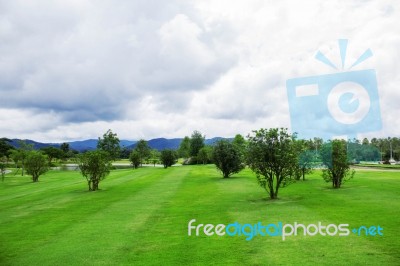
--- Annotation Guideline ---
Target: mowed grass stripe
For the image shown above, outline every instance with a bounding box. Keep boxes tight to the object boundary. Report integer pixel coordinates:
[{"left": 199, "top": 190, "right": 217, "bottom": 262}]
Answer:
[
  {"left": 2, "top": 167, "right": 190, "bottom": 266},
  {"left": 1, "top": 166, "right": 399, "bottom": 265},
  {"left": 0, "top": 169, "right": 152, "bottom": 227},
  {"left": 122, "top": 166, "right": 250, "bottom": 265},
  {"left": 233, "top": 170, "right": 400, "bottom": 265},
  {"left": 0, "top": 168, "right": 173, "bottom": 264}
]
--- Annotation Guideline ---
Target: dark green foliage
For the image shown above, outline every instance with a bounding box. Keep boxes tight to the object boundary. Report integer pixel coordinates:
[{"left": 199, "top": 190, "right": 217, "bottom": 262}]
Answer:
[
  {"left": 160, "top": 149, "right": 177, "bottom": 168},
  {"left": 135, "top": 139, "right": 151, "bottom": 166},
  {"left": 41, "top": 146, "right": 63, "bottom": 166},
  {"left": 320, "top": 140, "right": 355, "bottom": 188},
  {"left": 0, "top": 156, "right": 6, "bottom": 182},
  {"left": 347, "top": 140, "right": 380, "bottom": 163},
  {"left": 60, "top": 142, "right": 70, "bottom": 153},
  {"left": 120, "top": 147, "right": 131, "bottom": 159},
  {"left": 297, "top": 149, "right": 316, "bottom": 180},
  {"left": 129, "top": 150, "right": 141, "bottom": 169},
  {"left": 178, "top": 136, "right": 191, "bottom": 159},
  {"left": 294, "top": 140, "right": 317, "bottom": 181},
  {"left": 247, "top": 128, "right": 298, "bottom": 199},
  {"left": 0, "top": 138, "right": 13, "bottom": 182},
  {"left": 213, "top": 140, "right": 244, "bottom": 178},
  {"left": 189, "top": 130, "right": 205, "bottom": 157},
  {"left": 197, "top": 146, "right": 213, "bottom": 164},
  {"left": 25, "top": 151, "right": 49, "bottom": 182},
  {"left": 97, "top": 129, "right": 121, "bottom": 161},
  {"left": 0, "top": 138, "right": 14, "bottom": 159},
  {"left": 232, "top": 134, "right": 247, "bottom": 160},
  {"left": 9, "top": 140, "right": 34, "bottom": 176},
  {"left": 370, "top": 137, "right": 400, "bottom": 161},
  {"left": 60, "top": 142, "right": 71, "bottom": 160},
  {"left": 78, "top": 150, "right": 111, "bottom": 191}
]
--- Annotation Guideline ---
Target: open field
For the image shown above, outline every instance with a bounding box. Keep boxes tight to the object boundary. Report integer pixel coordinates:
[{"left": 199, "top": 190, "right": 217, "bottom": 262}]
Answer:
[{"left": 0, "top": 166, "right": 399, "bottom": 265}]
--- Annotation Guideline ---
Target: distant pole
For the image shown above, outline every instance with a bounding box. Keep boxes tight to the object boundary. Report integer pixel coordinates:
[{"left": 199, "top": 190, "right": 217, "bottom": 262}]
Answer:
[{"left": 390, "top": 140, "right": 393, "bottom": 161}]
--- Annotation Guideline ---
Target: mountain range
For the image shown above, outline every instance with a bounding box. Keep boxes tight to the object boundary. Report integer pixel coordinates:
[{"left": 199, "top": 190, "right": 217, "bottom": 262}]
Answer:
[{"left": 8, "top": 137, "right": 228, "bottom": 152}]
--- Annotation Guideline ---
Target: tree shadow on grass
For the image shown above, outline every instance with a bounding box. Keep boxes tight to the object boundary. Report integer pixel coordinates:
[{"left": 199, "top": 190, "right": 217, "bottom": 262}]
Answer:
[
  {"left": 68, "top": 188, "right": 107, "bottom": 194},
  {"left": 211, "top": 174, "right": 249, "bottom": 182},
  {"left": 248, "top": 196, "right": 303, "bottom": 205}
]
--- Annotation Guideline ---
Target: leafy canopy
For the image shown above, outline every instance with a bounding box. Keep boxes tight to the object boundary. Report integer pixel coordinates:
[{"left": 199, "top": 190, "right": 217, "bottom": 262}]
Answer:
[
  {"left": 213, "top": 139, "right": 244, "bottom": 178},
  {"left": 247, "top": 128, "right": 298, "bottom": 199},
  {"left": 78, "top": 150, "right": 111, "bottom": 191}
]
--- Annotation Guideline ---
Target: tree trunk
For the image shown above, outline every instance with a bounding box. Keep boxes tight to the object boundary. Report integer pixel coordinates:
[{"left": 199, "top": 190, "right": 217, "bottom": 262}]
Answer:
[
  {"left": 269, "top": 190, "right": 278, "bottom": 199},
  {"left": 268, "top": 177, "right": 275, "bottom": 199},
  {"left": 223, "top": 171, "right": 229, "bottom": 178},
  {"left": 92, "top": 179, "right": 99, "bottom": 191},
  {"left": 332, "top": 176, "right": 341, "bottom": 188}
]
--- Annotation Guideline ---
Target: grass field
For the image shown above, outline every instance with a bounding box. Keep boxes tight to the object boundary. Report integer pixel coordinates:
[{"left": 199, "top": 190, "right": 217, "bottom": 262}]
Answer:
[{"left": 1, "top": 166, "right": 399, "bottom": 265}]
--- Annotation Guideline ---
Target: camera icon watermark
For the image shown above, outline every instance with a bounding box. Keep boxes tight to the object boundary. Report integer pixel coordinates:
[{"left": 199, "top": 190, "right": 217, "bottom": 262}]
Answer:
[{"left": 286, "top": 39, "right": 382, "bottom": 140}]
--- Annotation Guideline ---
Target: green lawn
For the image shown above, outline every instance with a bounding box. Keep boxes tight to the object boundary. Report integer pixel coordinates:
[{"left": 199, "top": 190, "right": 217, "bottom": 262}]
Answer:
[{"left": 0, "top": 166, "right": 399, "bottom": 265}]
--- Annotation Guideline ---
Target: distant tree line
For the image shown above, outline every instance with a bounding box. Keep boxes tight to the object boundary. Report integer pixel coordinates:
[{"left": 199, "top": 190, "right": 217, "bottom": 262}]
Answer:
[{"left": 1, "top": 132, "right": 398, "bottom": 196}]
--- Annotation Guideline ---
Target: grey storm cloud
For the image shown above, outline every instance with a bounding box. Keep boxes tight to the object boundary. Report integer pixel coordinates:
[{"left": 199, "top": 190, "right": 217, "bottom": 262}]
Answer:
[{"left": 0, "top": 1, "right": 234, "bottom": 122}]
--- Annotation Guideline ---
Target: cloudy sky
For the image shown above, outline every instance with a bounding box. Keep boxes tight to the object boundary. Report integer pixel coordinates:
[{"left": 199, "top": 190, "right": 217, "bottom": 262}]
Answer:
[{"left": 0, "top": 0, "right": 399, "bottom": 142}]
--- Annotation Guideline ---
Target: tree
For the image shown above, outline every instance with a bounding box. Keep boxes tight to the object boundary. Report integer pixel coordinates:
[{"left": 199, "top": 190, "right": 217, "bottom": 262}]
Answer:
[
  {"left": 247, "top": 128, "right": 298, "bottom": 199},
  {"left": 347, "top": 140, "right": 380, "bottom": 163},
  {"left": 60, "top": 142, "right": 70, "bottom": 153},
  {"left": 213, "top": 140, "right": 244, "bottom": 178},
  {"left": 0, "top": 156, "right": 7, "bottom": 182},
  {"left": 297, "top": 150, "right": 315, "bottom": 181},
  {"left": 295, "top": 140, "right": 316, "bottom": 181},
  {"left": 120, "top": 147, "right": 131, "bottom": 159},
  {"left": 178, "top": 136, "right": 191, "bottom": 159},
  {"left": 362, "top": 138, "right": 370, "bottom": 145},
  {"left": 197, "top": 146, "right": 213, "bottom": 164},
  {"left": 312, "top": 137, "right": 323, "bottom": 154},
  {"left": 129, "top": 150, "right": 141, "bottom": 169},
  {"left": 135, "top": 139, "right": 150, "bottom": 166},
  {"left": 60, "top": 142, "right": 70, "bottom": 160},
  {"left": 0, "top": 138, "right": 13, "bottom": 159},
  {"left": 97, "top": 129, "right": 121, "bottom": 161},
  {"left": 78, "top": 150, "right": 111, "bottom": 191},
  {"left": 160, "top": 149, "right": 177, "bottom": 168},
  {"left": 320, "top": 140, "right": 355, "bottom": 188},
  {"left": 149, "top": 149, "right": 161, "bottom": 166},
  {"left": 25, "top": 151, "right": 49, "bottom": 182},
  {"left": 0, "top": 138, "right": 13, "bottom": 181},
  {"left": 10, "top": 141, "right": 33, "bottom": 176},
  {"left": 41, "top": 146, "right": 63, "bottom": 166},
  {"left": 232, "top": 134, "right": 247, "bottom": 160},
  {"left": 189, "top": 130, "right": 205, "bottom": 157}
]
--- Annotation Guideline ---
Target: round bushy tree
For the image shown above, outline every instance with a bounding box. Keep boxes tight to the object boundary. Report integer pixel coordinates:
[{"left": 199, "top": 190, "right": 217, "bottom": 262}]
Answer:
[
  {"left": 247, "top": 128, "right": 298, "bottom": 199},
  {"left": 320, "top": 139, "right": 355, "bottom": 188},
  {"left": 129, "top": 150, "right": 141, "bottom": 169},
  {"left": 213, "top": 140, "right": 244, "bottom": 178},
  {"left": 25, "top": 151, "right": 49, "bottom": 182},
  {"left": 190, "top": 130, "right": 205, "bottom": 157},
  {"left": 78, "top": 150, "right": 111, "bottom": 191},
  {"left": 160, "top": 149, "right": 177, "bottom": 168},
  {"left": 97, "top": 129, "right": 121, "bottom": 161}
]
